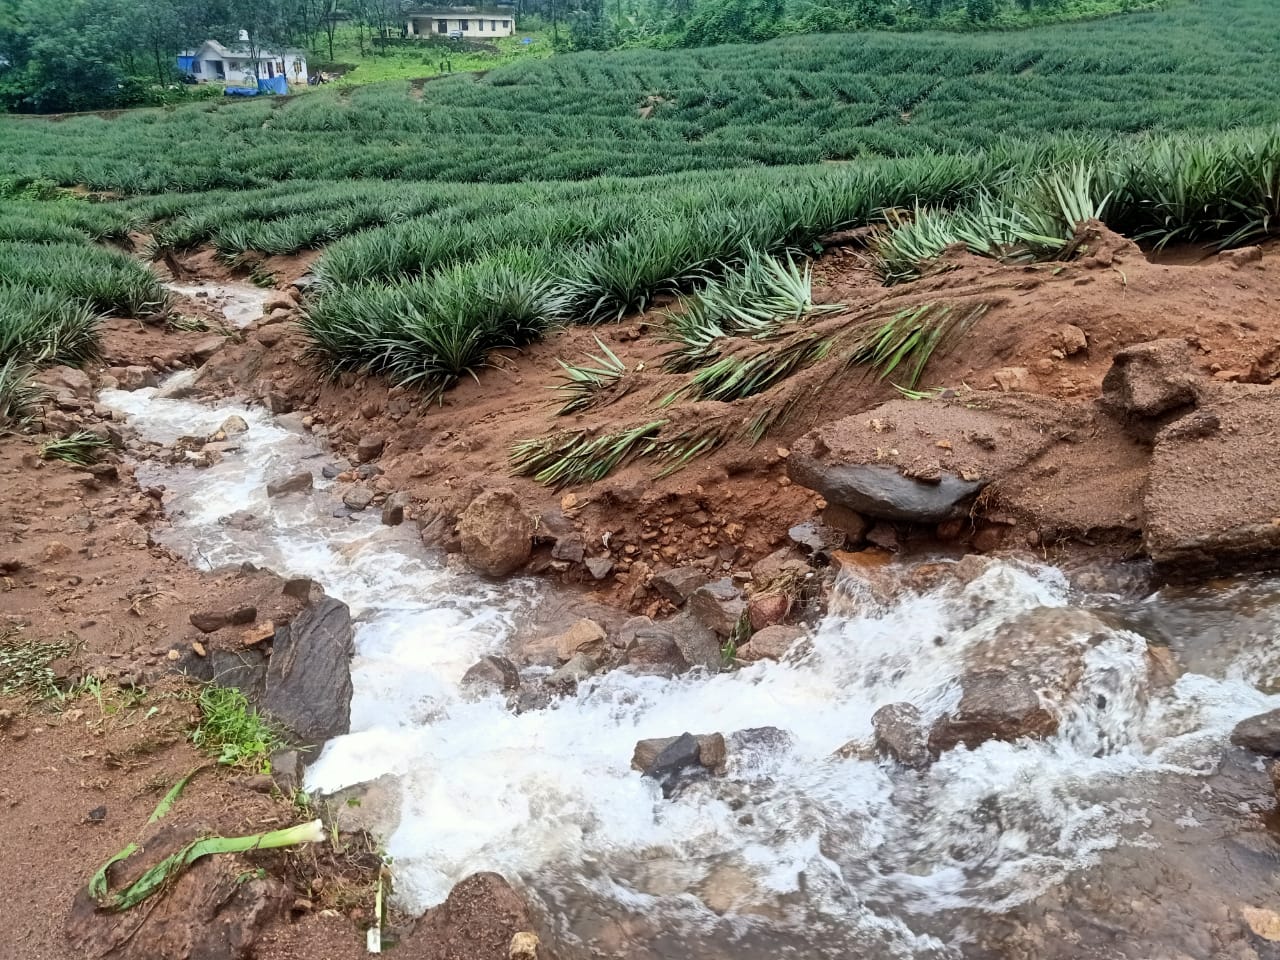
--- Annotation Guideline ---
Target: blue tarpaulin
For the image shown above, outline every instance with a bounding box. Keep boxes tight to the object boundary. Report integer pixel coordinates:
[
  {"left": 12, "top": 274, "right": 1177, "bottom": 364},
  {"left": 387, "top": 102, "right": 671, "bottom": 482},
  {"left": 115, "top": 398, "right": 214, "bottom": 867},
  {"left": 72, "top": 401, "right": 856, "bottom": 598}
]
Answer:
[
  {"left": 224, "top": 85, "right": 258, "bottom": 97},
  {"left": 257, "top": 75, "right": 288, "bottom": 95},
  {"left": 176, "top": 55, "right": 195, "bottom": 74}
]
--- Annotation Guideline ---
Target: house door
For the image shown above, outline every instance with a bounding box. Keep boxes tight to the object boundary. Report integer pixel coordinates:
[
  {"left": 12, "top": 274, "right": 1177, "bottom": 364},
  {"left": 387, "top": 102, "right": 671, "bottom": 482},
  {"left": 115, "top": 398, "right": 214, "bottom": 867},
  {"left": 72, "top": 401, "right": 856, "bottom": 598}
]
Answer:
[
  {"left": 266, "top": 61, "right": 275, "bottom": 78},
  {"left": 436, "top": 19, "right": 447, "bottom": 33},
  {"left": 212, "top": 60, "right": 225, "bottom": 79}
]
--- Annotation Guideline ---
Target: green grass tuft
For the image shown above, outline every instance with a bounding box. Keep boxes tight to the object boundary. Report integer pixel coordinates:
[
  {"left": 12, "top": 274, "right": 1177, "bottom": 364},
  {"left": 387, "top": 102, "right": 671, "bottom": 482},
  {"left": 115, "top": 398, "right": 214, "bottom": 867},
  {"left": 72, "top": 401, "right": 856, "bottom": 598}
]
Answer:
[{"left": 189, "top": 686, "right": 284, "bottom": 771}]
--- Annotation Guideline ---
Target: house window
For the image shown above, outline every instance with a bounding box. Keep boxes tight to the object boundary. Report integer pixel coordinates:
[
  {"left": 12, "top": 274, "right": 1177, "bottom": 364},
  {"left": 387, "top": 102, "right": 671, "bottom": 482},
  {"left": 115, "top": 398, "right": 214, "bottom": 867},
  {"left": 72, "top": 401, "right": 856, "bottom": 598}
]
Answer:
[
  {"left": 460, "top": 19, "right": 469, "bottom": 30},
  {"left": 502, "top": 19, "right": 510, "bottom": 28},
  {"left": 436, "top": 19, "right": 447, "bottom": 32},
  {"left": 490, "top": 19, "right": 496, "bottom": 29},
  {"left": 191, "top": 61, "right": 201, "bottom": 74}
]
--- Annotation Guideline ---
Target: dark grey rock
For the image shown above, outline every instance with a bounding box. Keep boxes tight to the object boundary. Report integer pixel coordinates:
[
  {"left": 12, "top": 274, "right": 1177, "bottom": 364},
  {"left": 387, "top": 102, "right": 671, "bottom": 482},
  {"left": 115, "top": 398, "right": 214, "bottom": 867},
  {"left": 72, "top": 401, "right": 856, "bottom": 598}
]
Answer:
[
  {"left": 381, "top": 491, "right": 409, "bottom": 526},
  {"left": 321, "top": 459, "right": 352, "bottom": 479},
  {"left": 461, "top": 655, "right": 520, "bottom": 694},
  {"left": 650, "top": 566, "right": 708, "bottom": 606},
  {"left": 343, "top": 486, "right": 375, "bottom": 511},
  {"left": 550, "top": 534, "right": 585, "bottom": 564},
  {"left": 667, "top": 610, "right": 723, "bottom": 671},
  {"left": 787, "top": 519, "right": 844, "bottom": 556},
  {"left": 688, "top": 578, "right": 746, "bottom": 637},
  {"left": 872, "top": 702, "right": 930, "bottom": 768},
  {"left": 356, "top": 434, "right": 386, "bottom": 463},
  {"left": 1231, "top": 709, "right": 1280, "bottom": 754},
  {"left": 266, "top": 471, "right": 312, "bottom": 498},
  {"left": 260, "top": 597, "right": 354, "bottom": 747},
  {"left": 584, "top": 557, "right": 614, "bottom": 580},
  {"left": 789, "top": 461, "right": 984, "bottom": 524},
  {"left": 622, "top": 619, "right": 690, "bottom": 671},
  {"left": 632, "top": 732, "right": 727, "bottom": 797}
]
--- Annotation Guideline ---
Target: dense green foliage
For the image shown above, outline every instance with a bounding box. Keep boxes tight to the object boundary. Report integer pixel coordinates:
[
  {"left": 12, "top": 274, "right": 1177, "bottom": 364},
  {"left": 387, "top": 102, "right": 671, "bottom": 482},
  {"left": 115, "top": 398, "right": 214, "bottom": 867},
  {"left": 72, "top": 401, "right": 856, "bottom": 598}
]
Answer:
[
  {"left": 2, "top": 0, "right": 1279, "bottom": 447},
  {"left": 2, "top": 0, "right": 1273, "bottom": 191}
]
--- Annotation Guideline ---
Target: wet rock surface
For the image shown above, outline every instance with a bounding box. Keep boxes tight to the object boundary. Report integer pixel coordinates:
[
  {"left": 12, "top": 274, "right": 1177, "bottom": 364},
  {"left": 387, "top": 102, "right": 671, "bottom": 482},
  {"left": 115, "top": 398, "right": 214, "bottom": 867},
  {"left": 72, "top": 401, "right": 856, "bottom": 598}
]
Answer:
[
  {"left": 461, "top": 655, "right": 521, "bottom": 694},
  {"left": 1231, "top": 709, "right": 1280, "bottom": 754},
  {"left": 928, "top": 670, "right": 1059, "bottom": 755},
  {"left": 872, "top": 702, "right": 931, "bottom": 767},
  {"left": 261, "top": 597, "right": 354, "bottom": 746}
]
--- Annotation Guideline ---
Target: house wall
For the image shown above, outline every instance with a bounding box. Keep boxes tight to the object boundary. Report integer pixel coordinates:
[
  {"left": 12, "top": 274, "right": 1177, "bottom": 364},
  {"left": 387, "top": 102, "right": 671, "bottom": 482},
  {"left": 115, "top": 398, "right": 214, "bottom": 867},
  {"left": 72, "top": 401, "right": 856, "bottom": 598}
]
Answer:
[
  {"left": 187, "top": 50, "right": 308, "bottom": 86},
  {"left": 407, "top": 15, "right": 516, "bottom": 38}
]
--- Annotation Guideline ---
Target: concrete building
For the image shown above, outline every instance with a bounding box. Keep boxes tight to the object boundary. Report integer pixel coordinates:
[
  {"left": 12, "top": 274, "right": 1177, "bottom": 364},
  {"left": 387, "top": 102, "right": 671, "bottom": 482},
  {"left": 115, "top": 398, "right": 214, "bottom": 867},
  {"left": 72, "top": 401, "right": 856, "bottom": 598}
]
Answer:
[
  {"left": 179, "top": 35, "right": 308, "bottom": 86},
  {"left": 405, "top": 5, "right": 518, "bottom": 39}
]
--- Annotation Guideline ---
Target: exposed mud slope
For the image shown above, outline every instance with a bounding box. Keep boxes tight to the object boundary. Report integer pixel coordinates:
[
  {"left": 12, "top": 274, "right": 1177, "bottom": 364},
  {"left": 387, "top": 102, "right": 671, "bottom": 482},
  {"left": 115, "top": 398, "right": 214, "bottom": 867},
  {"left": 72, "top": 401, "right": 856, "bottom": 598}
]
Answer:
[
  {"left": 184, "top": 230, "right": 1280, "bottom": 595},
  {"left": 0, "top": 418, "right": 383, "bottom": 959}
]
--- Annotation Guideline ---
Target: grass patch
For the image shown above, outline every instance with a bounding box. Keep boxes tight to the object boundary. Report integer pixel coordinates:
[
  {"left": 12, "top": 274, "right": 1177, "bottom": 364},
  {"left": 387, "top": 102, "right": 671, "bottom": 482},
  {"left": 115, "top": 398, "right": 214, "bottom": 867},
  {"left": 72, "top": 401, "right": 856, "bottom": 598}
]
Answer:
[{"left": 189, "top": 686, "right": 284, "bottom": 771}]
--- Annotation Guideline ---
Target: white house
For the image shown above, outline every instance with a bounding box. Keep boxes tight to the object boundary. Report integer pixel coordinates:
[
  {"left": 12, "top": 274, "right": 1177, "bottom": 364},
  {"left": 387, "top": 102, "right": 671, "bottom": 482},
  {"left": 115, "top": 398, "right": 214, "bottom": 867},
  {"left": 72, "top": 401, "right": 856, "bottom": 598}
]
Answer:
[
  {"left": 405, "top": 5, "right": 517, "bottom": 39},
  {"left": 179, "top": 34, "right": 308, "bottom": 86}
]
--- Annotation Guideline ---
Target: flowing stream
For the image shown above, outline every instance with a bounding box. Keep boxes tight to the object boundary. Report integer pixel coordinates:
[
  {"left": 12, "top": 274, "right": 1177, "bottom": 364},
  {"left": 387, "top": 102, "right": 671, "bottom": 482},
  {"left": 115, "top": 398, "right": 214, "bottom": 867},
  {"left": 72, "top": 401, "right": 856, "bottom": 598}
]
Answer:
[{"left": 101, "top": 387, "right": 1280, "bottom": 958}]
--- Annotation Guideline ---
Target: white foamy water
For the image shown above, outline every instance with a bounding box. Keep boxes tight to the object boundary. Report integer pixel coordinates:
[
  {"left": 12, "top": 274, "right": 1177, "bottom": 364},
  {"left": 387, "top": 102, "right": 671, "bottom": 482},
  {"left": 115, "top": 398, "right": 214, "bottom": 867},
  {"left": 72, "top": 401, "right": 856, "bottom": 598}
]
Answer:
[
  {"left": 166, "top": 280, "right": 274, "bottom": 328},
  {"left": 102, "top": 387, "right": 1280, "bottom": 958}
]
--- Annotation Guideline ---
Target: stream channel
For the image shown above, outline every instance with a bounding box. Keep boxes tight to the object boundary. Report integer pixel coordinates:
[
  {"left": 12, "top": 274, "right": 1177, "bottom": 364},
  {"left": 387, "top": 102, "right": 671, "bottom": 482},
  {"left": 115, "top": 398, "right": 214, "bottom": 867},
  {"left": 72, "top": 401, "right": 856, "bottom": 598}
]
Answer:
[{"left": 101, "top": 310, "right": 1280, "bottom": 958}]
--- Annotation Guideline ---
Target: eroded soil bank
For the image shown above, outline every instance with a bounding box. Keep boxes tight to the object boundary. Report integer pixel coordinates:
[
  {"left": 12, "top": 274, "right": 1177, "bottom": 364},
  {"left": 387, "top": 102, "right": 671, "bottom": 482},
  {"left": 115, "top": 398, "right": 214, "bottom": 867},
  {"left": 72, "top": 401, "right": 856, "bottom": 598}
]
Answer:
[{"left": 6, "top": 232, "right": 1280, "bottom": 959}]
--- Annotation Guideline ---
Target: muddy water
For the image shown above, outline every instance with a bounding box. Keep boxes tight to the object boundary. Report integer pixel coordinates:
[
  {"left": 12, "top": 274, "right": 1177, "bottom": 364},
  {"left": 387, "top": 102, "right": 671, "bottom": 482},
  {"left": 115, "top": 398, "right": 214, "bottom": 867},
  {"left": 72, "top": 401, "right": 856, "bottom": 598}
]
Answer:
[
  {"left": 166, "top": 280, "right": 274, "bottom": 328},
  {"left": 101, "top": 387, "right": 1280, "bottom": 959}
]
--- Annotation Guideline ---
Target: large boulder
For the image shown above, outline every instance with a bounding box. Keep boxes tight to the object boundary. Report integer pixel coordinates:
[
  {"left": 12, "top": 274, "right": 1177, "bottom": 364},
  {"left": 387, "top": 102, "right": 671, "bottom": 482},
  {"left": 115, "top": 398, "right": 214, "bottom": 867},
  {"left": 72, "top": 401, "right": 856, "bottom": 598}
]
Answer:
[
  {"left": 260, "top": 597, "right": 354, "bottom": 747},
  {"left": 66, "top": 821, "right": 292, "bottom": 960},
  {"left": 928, "top": 670, "right": 1058, "bottom": 755},
  {"left": 787, "top": 396, "right": 1058, "bottom": 523},
  {"left": 1231, "top": 709, "right": 1280, "bottom": 754},
  {"left": 1144, "top": 387, "right": 1280, "bottom": 576},
  {"left": 1100, "top": 338, "right": 1198, "bottom": 420},
  {"left": 457, "top": 488, "right": 534, "bottom": 577}
]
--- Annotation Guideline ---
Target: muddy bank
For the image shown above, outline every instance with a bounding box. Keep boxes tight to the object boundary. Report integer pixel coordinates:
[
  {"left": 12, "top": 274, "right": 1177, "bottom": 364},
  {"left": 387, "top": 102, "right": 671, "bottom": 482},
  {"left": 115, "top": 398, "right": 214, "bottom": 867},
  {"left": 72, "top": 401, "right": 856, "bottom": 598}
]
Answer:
[{"left": 170, "top": 229, "right": 1280, "bottom": 597}]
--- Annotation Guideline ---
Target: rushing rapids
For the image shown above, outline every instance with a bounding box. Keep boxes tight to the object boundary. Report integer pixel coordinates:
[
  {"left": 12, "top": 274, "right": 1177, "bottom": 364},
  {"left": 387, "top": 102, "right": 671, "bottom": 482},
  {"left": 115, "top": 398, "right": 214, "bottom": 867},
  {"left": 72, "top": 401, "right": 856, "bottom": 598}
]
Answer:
[{"left": 101, "top": 386, "right": 1280, "bottom": 959}]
